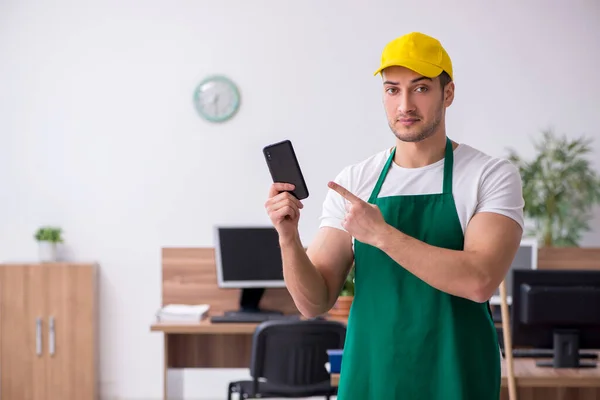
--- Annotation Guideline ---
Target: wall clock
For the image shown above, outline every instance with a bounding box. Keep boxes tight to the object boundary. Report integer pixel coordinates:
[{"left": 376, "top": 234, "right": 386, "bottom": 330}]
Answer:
[{"left": 193, "top": 75, "right": 240, "bottom": 123}]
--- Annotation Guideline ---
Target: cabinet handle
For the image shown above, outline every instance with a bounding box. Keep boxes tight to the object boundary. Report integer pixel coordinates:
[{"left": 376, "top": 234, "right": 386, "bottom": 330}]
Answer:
[
  {"left": 36, "top": 317, "right": 42, "bottom": 356},
  {"left": 49, "top": 316, "right": 55, "bottom": 356}
]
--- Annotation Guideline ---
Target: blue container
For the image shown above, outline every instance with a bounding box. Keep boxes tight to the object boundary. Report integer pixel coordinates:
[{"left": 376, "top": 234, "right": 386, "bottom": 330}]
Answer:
[{"left": 326, "top": 349, "right": 343, "bottom": 373}]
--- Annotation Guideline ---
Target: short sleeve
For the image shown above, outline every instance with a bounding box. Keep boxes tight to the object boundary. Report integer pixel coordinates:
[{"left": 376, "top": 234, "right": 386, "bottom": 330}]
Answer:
[
  {"left": 318, "top": 166, "right": 351, "bottom": 232},
  {"left": 475, "top": 159, "right": 525, "bottom": 230}
]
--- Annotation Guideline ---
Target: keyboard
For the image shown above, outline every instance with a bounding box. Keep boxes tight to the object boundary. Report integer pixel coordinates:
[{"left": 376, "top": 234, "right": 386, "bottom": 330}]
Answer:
[
  {"left": 505, "top": 348, "right": 598, "bottom": 359},
  {"left": 210, "top": 313, "right": 301, "bottom": 323}
]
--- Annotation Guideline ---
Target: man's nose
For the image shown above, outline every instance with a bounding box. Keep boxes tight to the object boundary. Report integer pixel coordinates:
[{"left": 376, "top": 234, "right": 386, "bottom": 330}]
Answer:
[{"left": 397, "top": 92, "right": 416, "bottom": 115}]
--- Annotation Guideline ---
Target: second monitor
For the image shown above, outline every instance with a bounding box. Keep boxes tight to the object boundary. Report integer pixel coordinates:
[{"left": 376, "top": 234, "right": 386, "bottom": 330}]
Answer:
[
  {"left": 214, "top": 225, "right": 286, "bottom": 317},
  {"left": 512, "top": 269, "right": 600, "bottom": 368}
]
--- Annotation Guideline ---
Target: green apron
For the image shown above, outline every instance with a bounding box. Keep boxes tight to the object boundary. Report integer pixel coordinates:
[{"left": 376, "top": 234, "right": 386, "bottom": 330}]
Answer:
[{"left": 336, "top": 137, "right": 500, "bottom": 399}]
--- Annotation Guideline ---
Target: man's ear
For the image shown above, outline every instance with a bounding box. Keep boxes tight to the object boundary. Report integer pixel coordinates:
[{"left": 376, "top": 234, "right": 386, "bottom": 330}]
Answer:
[{"left": 444, "top": 81, "right": 455, "bottom": 107}]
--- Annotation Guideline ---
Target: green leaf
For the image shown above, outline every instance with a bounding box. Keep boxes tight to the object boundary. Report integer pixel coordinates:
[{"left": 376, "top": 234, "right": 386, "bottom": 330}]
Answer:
[
  {"left": 339, "top": 264, "right": 355, "bottom": 296},
  {"left": 34, "top": 226, "right": 64, "bottom": 243},
  {"left": 507, "top": 129, "right": 600, "bottom": 247}
]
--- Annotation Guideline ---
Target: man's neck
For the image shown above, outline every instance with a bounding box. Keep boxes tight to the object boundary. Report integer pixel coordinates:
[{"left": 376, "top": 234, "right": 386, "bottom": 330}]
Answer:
[{"left": 393, "top": 132, "right": 456, "bottom": 169}]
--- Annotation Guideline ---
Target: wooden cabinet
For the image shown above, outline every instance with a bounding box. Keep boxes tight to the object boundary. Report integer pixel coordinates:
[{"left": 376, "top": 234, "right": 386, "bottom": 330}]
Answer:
[{"left": 0, "top": 263, "right": 97, "bottom": 400}]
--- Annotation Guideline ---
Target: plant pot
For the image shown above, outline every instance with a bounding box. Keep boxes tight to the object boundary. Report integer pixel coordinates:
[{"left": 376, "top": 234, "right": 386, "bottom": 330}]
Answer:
[
  {"left": 329, "top": 295, "right": 354, "bottom": 317},
  {"left": 38, "top": 241, "right": 57, "bottom": 263}
]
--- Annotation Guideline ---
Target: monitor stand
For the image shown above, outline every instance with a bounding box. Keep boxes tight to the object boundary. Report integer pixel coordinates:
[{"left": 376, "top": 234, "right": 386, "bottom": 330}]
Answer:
[
  {"left": 536, "top": 330, "right": 597, "bottom": 368},
  {"left": 223, "top": 288, "right": 284, "bottom": 317}
]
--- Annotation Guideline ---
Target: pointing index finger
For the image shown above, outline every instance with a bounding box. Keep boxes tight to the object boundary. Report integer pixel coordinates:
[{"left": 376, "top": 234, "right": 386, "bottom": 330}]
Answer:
[{"left": 328, "top": 181, "right": 362, "bottom": 204}]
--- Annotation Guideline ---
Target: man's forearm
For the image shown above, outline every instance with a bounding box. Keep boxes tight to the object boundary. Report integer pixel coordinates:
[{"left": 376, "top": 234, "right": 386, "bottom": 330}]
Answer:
[
  {"left": 375, "top": 225, "right": 494, "bottom": 303},
  {"left": 279, "top": 235, "right": 330, "bottom": 317}
]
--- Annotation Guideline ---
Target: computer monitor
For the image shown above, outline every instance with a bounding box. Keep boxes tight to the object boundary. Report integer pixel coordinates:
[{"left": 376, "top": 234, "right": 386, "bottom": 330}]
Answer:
[
  {"left": 490, "top": 238, "right": 538, "bottom": 306},
  {"left": 512, "top": 269, "right": 600, "bottom": 368},
  {"left": 214, "top": 225, "right": 286, "bottom": 316}
]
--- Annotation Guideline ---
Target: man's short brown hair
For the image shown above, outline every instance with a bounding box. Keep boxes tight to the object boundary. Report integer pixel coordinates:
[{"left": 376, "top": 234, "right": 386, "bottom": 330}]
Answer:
[{"left": 439, "top": 71, "right": 452, "bottom": 89}]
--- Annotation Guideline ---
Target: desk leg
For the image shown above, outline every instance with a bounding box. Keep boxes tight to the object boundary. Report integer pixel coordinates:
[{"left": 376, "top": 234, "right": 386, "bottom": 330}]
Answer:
[
  {"left": 164, "top": 334, "right": 169, "bottom": 400},
  {"left": 164, "top": 334, "right": 185, "bottom": 400}
]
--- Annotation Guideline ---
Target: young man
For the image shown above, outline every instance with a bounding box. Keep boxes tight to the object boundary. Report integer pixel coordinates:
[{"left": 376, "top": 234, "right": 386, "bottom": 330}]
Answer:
[{"left": 264, "top": 32, "right": 524, "bottom": 399}]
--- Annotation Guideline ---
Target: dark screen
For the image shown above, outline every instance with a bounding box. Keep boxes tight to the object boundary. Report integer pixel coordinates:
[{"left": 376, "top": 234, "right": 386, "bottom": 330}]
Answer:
[
  {"left": 512, "top": 269, "right": 600, "bottom": 349},
  {"left": 217, "top": 227, "right": 284, "bottom": 283}
]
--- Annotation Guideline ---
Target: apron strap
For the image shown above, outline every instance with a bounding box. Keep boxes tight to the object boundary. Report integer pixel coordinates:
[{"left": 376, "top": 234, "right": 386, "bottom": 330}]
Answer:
[
  {"left": 368, "top": 137, "right": 454, "bottom": 203},
  {"left": 442, "top": 137, "right": 454, "bottom": 195},
  {"left": 368, "top": 147, "right": 396, "bottom": 203}
]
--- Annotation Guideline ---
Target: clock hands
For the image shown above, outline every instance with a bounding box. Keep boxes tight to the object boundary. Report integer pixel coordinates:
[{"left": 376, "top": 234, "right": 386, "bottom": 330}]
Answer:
[
  {"left": 194, "top": 76, "right": 239, "bottom": 122},
  {"left": 213, "top": 94, "right": 220, "bottom": 116}
]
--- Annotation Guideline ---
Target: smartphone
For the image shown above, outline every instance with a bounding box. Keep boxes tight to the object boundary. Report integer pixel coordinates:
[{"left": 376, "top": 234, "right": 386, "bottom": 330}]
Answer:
[{"left": 263, "top": 139, "right": 309, "bottom": 200}]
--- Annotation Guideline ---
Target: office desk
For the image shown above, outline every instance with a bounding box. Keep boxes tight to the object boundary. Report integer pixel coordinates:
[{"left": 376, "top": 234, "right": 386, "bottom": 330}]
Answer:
[
  {"left": 151, "top": 316, "right": 348, "bottom": 399},
  {"left": 154, "top": 247, "right": 600, "bottom": 399},
  {"left": 151, "top": 318, "right": 296, "bottom": 369},
  {"left": 151, "top": 319, "right": 257, "bottom": 399},
  {"left": 330, "top": 354, "right": 600, "bottom": 400},
  {"left": 152, "top": 248, "right": 313, "bottom": 399},
  {"left": 151, "top": 318, "right": 256, "bottom": 399}
]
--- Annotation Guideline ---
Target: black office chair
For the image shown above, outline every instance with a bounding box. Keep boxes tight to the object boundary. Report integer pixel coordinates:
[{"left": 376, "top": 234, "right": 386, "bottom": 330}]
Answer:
[{"left": 227, "top": 318, "right": 346, "bottom": 399}]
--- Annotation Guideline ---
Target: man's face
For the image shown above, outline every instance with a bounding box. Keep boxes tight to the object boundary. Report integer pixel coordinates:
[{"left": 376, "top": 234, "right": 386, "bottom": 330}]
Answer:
[{"left": 382, "top": 66, "right": 454, "bottom": 143}]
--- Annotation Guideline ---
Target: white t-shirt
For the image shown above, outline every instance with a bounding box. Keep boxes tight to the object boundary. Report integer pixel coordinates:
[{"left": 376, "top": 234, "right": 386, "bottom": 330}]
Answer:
[{"left": 319, "top": 143, "right": 525, "bottom": 238}]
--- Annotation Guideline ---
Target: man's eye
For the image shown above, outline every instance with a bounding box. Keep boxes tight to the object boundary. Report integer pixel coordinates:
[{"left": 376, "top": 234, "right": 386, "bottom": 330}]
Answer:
[
  {"left": 415, "top": 86, "right": 428, "bottom": 93},
  {"left": 386, "top": 87, "right": 398, "bottom": 94}
]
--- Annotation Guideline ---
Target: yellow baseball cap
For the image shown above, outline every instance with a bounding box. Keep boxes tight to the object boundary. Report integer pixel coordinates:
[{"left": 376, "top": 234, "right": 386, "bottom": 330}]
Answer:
[{"left": 373, "top": 32, "right": 453, "bottom": 80}]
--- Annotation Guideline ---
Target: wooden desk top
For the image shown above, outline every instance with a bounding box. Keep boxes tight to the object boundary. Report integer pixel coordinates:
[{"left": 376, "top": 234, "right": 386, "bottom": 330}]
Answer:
[
  {"left": 499, "top": 353, "right": 600, "bottom": 387},
  {"left": 150, "top": 315, "right": 349, "bottom": 335},
  {"left": 330, "top": 353, "right": 600, "bottom": 388},
  {"left": 151, "top": 319, "right": 258, "bottom": 334}
]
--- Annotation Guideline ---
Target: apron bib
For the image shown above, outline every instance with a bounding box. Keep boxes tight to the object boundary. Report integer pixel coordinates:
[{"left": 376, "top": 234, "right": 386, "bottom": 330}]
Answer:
[{"left": 337, "top": 138, "right": 500, "bottom": 399}]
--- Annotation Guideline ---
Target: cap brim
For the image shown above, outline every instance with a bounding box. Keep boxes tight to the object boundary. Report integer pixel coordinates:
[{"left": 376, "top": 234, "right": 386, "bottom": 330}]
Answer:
[{"left": 373, "top": 58, "right": 443, "bottom": 78}]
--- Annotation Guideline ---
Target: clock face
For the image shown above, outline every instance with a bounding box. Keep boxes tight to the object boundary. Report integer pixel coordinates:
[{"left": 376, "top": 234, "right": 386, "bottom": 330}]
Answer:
[{"left": 193, "top": 75, "right": 240, "bottom": 123}]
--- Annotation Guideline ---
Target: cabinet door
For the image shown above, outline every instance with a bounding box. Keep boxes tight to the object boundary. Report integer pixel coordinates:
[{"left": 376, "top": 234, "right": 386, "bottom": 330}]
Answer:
[
  {"left": 45, "top": 265, "right": 96, "bottom": 400},
  {"left": 0, "top": 266, "right": 48, "bottom": 400}
]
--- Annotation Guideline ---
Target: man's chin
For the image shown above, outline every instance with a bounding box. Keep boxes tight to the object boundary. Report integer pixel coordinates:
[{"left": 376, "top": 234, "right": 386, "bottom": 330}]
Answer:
[{"left": 393, "top": 131, "right": 427, "bottom": 143}]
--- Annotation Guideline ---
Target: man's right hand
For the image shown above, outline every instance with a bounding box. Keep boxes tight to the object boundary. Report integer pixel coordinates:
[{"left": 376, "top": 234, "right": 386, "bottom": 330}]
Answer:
[{"left": 265, "top": 182, "right": 304, "bottom": 242}]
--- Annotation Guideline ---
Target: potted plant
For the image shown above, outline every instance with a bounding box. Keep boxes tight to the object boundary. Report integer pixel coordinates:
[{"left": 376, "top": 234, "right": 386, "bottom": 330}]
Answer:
[
  {"left": 34, "top": 226, "right": 64, "bottom": 262},
  {"left": 507, "top": 129, "right": 600, "bottom": 247},
  {"left": 329, "top": 264, "right": 355, "bottom": 317}
]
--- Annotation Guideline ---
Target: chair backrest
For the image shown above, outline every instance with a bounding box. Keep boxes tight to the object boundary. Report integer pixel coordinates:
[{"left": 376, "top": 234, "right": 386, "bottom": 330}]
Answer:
[{"left": 249, "top": 318, "right": 346, "bottom": 387}]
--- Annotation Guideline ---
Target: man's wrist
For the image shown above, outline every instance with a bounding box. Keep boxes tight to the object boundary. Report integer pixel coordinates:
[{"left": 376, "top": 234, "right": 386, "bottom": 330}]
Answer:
[
  {"left": 279, "top": 230, "right": 301, "bottom": 248},
  {"left": 374, "top": 223, "right": 395, "bottom": 250},
  {"left": 375, "top": 223, "right": 411, "bottom": 252}
]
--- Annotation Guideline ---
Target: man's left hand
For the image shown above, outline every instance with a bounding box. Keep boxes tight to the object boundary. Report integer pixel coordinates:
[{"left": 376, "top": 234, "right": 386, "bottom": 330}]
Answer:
[{"left": 328, "top": 181, "right": 390, "bottom": 247}]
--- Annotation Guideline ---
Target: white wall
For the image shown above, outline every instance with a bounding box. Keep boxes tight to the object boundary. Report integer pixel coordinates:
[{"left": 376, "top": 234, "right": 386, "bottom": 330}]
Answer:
[{"left": 1, "top": 0, "right": 599, "bottom": 399}]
